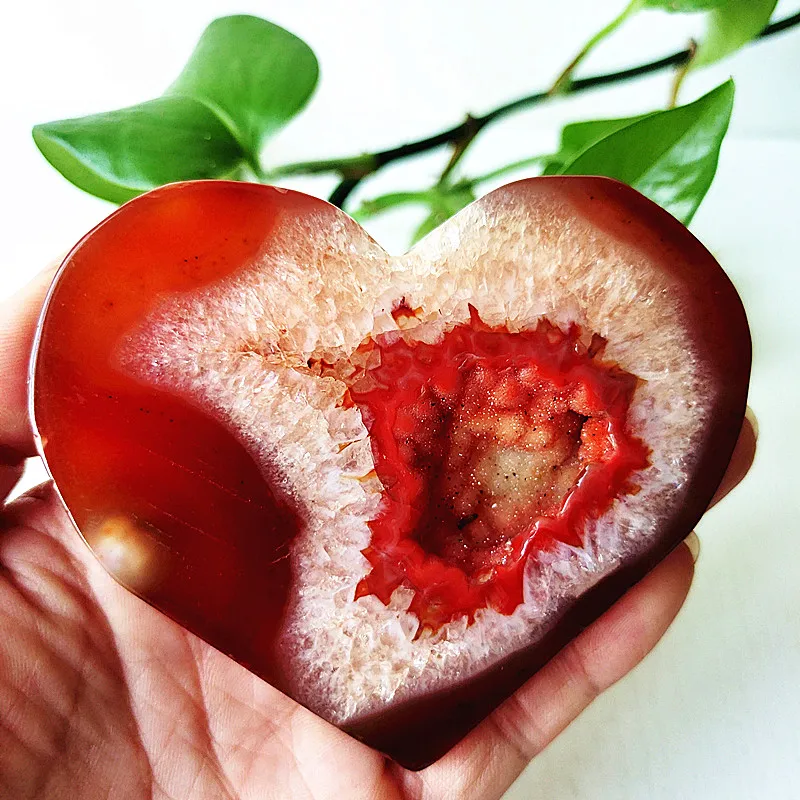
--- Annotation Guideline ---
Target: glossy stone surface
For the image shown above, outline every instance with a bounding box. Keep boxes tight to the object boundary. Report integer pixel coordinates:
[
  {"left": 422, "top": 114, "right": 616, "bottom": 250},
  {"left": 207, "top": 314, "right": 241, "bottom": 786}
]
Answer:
[
  {"left": 32, "top": 185, "right": 304, "bottom": 691},
  {"left": 31, "top": 178, "right": 750, "bottom": 769}
]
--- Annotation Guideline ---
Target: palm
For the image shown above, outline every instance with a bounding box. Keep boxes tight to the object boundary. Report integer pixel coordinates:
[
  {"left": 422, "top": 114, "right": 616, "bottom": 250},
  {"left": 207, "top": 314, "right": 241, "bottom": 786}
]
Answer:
[
  {"left": 0, "top": 273, "right": 751, "bottom": 800},
  {"left": 1, "top": 488, "right": 398, "bottom": 800}
]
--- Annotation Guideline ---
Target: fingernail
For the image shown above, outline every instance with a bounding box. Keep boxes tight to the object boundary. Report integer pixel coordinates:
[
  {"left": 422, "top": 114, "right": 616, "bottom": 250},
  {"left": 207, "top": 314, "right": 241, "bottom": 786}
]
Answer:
[{"left": 684, "top": 531, "right": 700, "bottom": 564}]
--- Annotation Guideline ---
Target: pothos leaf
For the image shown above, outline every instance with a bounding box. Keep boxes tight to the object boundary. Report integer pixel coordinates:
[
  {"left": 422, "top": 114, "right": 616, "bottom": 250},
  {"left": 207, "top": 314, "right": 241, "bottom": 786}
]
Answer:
[
  {"left": 353, "top": 183, "right": 476, "bottom": 245},
  {"left": 542, "top": 114, "right": 653, "bottom": 175},
  {"left": 559, "top": 80, "right": 734, "bottom": 224},
  {"left": 352, "top": 191, "right": 436, "bottom": 222},
  {"left": 693, "top": 0, "right": 778, "bottom": 67},
  {"left": 166, "top": 16, "right": 319, "bottom": 156},
  {"left": 468, "top": 155, "right": 551, "bottom": 185},
  {"left": 32, "top": 16, "right": 318, "bottom": 203},
  {"left": 32, "top": 97, "right": 245, "bottom": 204}
]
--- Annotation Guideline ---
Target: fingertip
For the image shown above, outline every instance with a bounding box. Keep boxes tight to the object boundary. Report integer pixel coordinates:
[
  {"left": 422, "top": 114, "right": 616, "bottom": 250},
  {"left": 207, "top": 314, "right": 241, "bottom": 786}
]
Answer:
[
  {"left": 575, "top": 541, "right": 695, "bottom": 688},
  {"left": 0, "top": 461, "right": 25, "bottom": 507},
  {"left": 0, "top": 267, "right": 58, "bottom": 455},
  {"left": 428, "top": 543, "right": 698, "bottom": 799},
  {"left": 709, "top": 408, "right": 758, "bottom": 509},
  {"left": 683, "top": 531, "right": 700, "bottom": 564},
  {"left": 745, "top": 405, "right": 758, "bottom": 440}
]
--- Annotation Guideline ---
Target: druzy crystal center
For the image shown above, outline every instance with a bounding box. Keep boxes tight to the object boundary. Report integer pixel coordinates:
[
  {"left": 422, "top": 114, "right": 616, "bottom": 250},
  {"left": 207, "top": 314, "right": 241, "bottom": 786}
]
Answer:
[{"left": 344, "top": 310, "right": 649, "bottom": 632}]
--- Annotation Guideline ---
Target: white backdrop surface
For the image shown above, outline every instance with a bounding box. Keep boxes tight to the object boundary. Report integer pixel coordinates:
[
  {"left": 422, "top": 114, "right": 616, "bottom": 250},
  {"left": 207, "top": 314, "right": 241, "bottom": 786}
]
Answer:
[{"left": 2, "top": 1, "right": 799, "bottom": 798}]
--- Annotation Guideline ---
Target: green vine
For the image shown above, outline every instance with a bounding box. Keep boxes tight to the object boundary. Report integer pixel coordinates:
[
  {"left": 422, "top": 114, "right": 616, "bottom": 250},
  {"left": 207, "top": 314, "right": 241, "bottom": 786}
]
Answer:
[{"left": 32, "top": 6, "right": 800, "bottom": 242}]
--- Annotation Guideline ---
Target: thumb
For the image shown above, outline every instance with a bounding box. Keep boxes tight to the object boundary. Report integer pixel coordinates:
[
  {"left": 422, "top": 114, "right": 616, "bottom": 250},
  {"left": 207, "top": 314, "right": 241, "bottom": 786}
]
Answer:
[{"left": 0, "top": 268, "right": 58, "bottom": 500}]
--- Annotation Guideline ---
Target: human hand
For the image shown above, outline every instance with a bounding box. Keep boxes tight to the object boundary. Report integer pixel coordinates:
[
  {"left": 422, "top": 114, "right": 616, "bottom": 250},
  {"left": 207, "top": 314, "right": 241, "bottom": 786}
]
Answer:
[{"left": 0, "top": 270, "right": 756, "bottom": 800}]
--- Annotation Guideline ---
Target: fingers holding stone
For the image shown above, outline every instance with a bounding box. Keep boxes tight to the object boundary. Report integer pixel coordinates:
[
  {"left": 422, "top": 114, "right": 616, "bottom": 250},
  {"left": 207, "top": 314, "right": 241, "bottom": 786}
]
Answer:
[
  {"left": 0, "top": 268, "right": 57, "bottom": 506},
  {"left": 0, "top": 268, "right": 57, "bottom": 455},
  {"left": 708, "top": 407, "right": 758, "bottom": 510},
  {"left": 401, "top": 542, "right": 695, "bottom": 800}
]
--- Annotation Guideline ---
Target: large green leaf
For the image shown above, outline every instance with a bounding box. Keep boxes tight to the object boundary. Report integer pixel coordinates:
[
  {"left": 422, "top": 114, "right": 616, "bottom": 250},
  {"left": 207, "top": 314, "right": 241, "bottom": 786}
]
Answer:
[
  {"left": 559, "top": 80, "right": 734, "bottom": 224},
  {"left": 32, "top": 97, "right": 245, "bottom": 204},
  {"left": 543, "top": 114, "right": 652, "bottom": 175},
  {"left": 33, "top": 16, "right": 319, "bottom": 203},
  {"left": 167, "top": 15, "right": 319, "bottom": 157},
  {"left": 694, "top": 0, "right": 778, "bottom": 66}
]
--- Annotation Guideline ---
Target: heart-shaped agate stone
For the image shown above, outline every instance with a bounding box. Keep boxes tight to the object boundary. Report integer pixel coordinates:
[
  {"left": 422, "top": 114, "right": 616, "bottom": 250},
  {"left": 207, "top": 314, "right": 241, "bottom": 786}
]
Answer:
[{"left": 30, "top": 178, "right": 750, "bottom": 769}]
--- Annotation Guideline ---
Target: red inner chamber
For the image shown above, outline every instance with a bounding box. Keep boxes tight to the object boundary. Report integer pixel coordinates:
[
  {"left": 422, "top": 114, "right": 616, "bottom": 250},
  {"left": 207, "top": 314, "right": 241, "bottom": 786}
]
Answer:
[{"left": 346, "top": 309, "right": 649, "bottom": 632}]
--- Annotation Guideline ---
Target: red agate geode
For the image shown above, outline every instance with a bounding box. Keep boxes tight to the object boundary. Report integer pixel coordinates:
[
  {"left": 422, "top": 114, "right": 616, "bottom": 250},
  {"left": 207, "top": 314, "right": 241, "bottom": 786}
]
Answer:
[
  {"left": 347, "top": 309, "right": 648, "bottom": 632},
  {"left": 30, "top": 177, "right": 750, "bottom": 769}
]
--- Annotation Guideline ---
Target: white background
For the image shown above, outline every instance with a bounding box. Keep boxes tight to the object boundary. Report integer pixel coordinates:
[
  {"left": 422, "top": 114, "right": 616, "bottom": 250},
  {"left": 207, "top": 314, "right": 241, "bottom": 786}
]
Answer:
[{"left": 2, "top": 1, "right": 799, "bottom": 797}]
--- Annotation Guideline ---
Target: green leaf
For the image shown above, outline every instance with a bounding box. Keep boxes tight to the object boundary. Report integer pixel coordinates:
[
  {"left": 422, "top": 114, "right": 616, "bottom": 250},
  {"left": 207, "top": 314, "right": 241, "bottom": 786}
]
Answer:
[
  {"left": 470, "top": 155, "right": 551, "bottom": 185},
  {"left": 33, "top": 15, "right": 320, "bottom": 203},
  {"left": 352, "top": 191, "right": 436, "bottom": 222},
  {"left": 413, "top": 211, "right": 446, "bottom": 244},
  {"left": 411, "top": 184, "right": 476, "bottom": 244},
  {"left": 167, "top": 15, "right": 319, "bottom": 158},
  {"left": 32, "top": 97, "right": 246, "bottom": 204},
  {"left": 559, "top": 80, "right": 734, "bottom": 224},
  {"left": 353, "top": 183, "right": 475, "bottom": 244},
  {"left": 549, "top": 0, "right": 643, "bottom": 95},
  {"left": 542, "top": 114, "right": 652, "bottom": 175},
  {"left": 693, "top": 0, "right": 778, "bottom": 67},
  {"left": 642, "top": 0, "right": 728, "bottom": 12}
]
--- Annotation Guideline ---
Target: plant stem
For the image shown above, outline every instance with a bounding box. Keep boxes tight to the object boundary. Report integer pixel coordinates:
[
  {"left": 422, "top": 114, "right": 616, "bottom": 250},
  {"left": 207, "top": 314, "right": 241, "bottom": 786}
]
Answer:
[
  {"left": 437, "top": 114, "right": 480, "bottom": 185},
  {"left": 548, "top": 0, "right": 643, "bottom": 96},
  {"left": 246, "top": 155, "right": 270, "bottom": 183},
  {"left": 468, "top": 155, "right": 552, "bottom": 186},
  {"left": 266, "top": 10, "right": 800, "bottom": 208},
  {"left": 265, "top": 153, "right": 377, "bottom": 179},
  {"left": 668, "top": 40, "right": 697, "bottom": 109},
  {"left": 329, "top": 178, "right": 362, "bottom": 208}
]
